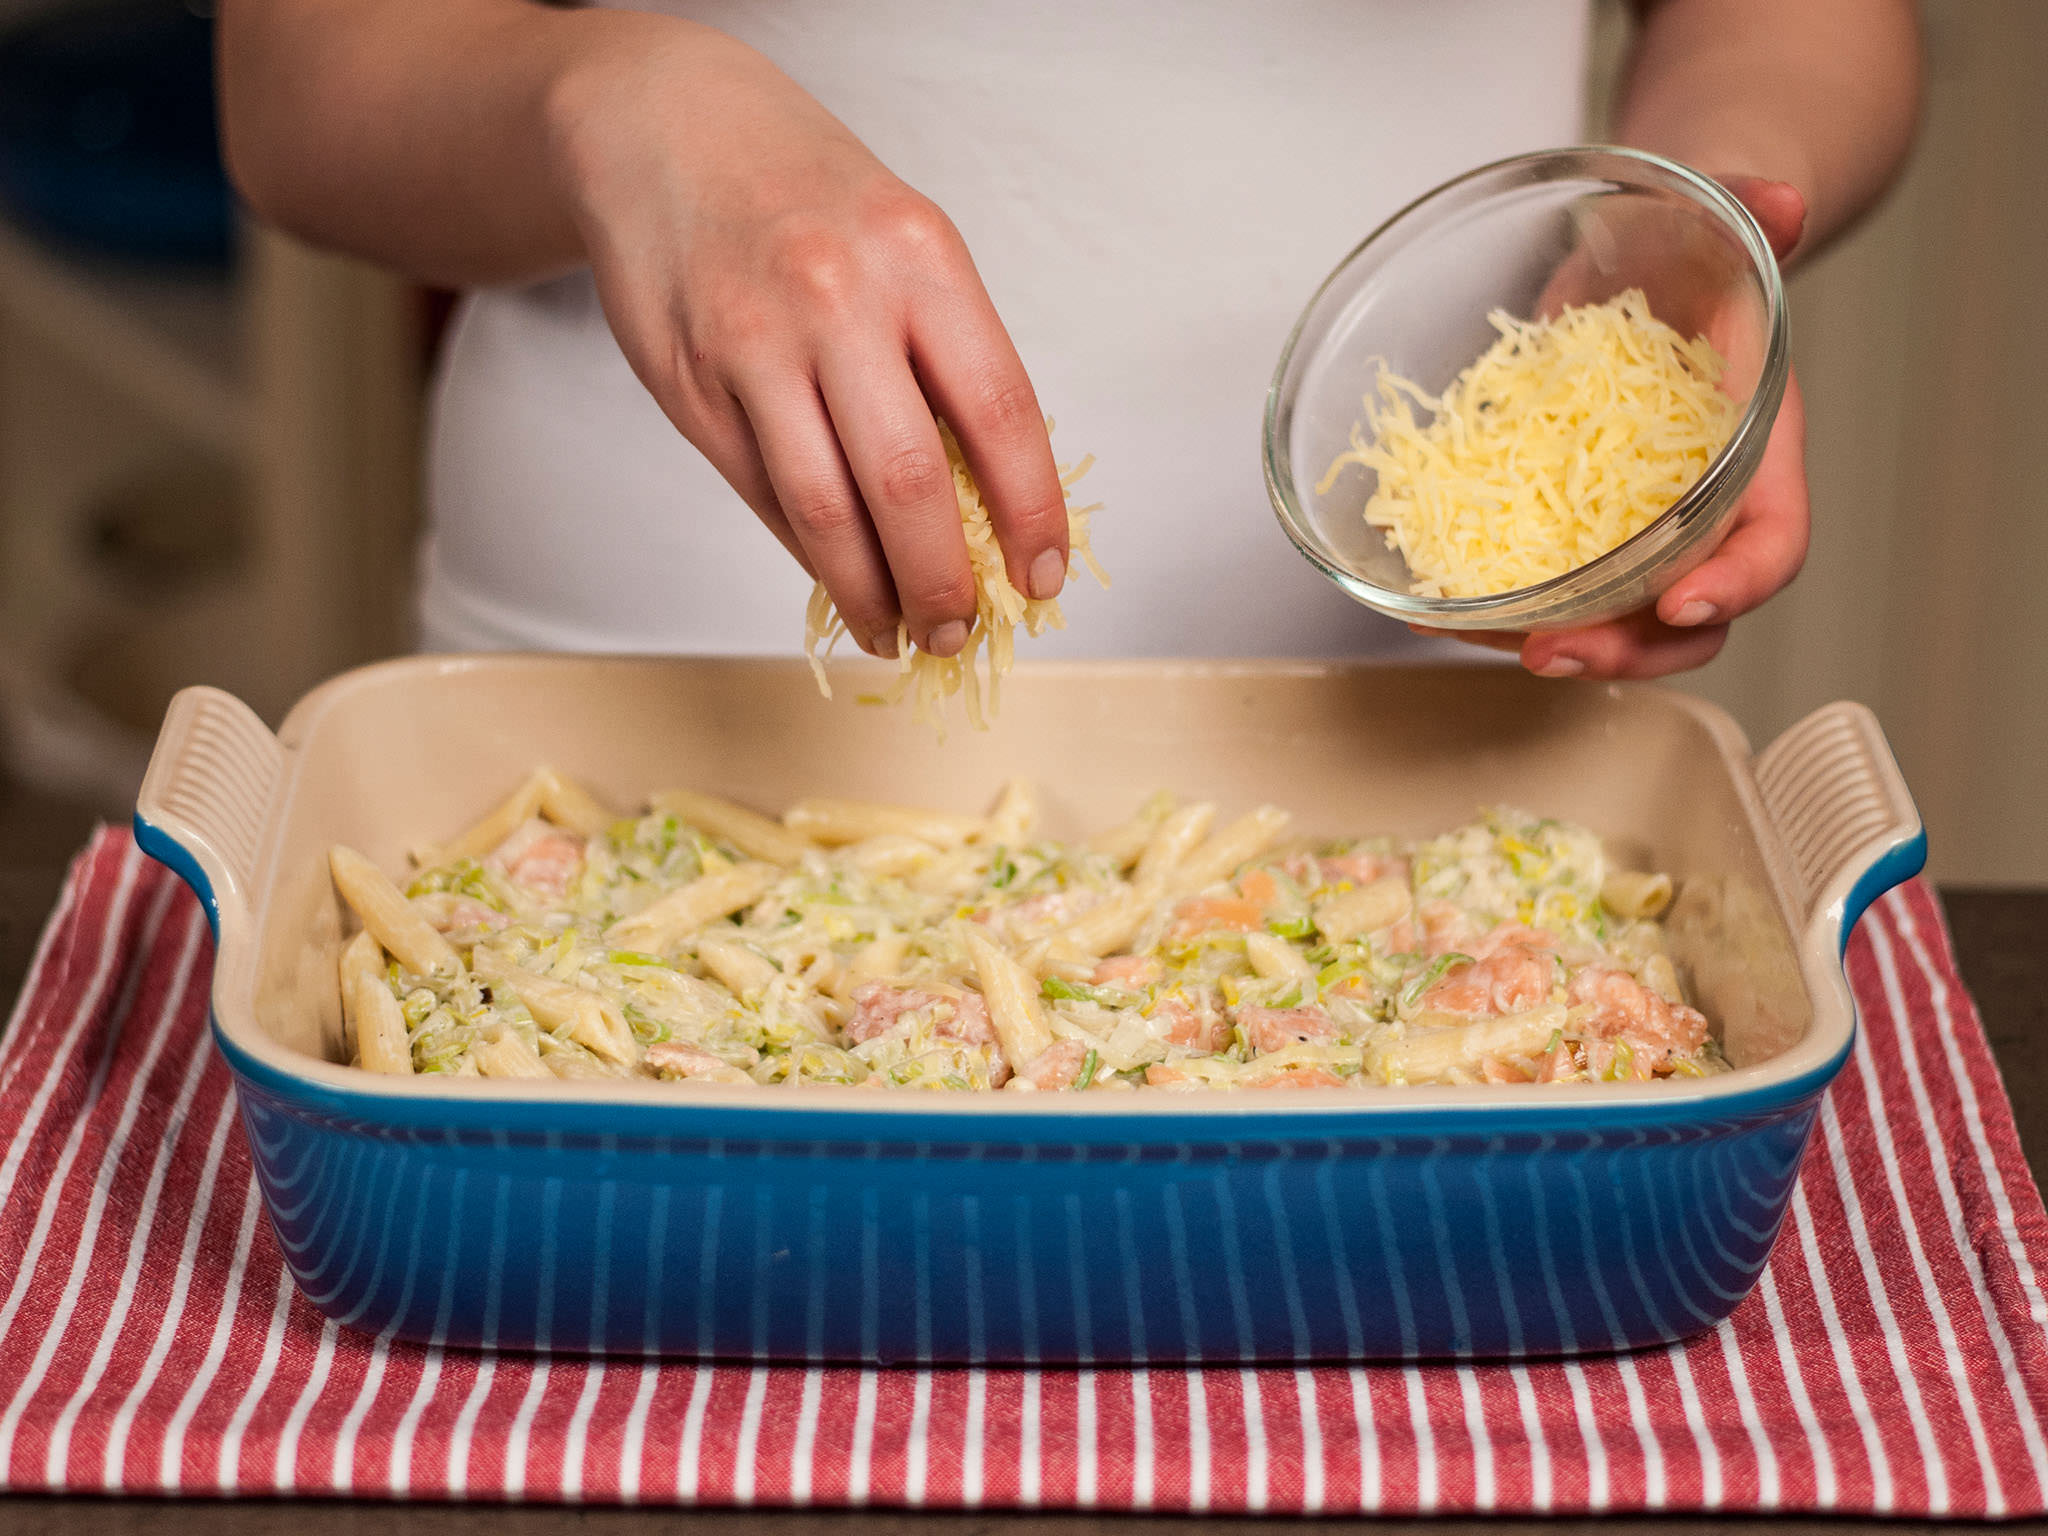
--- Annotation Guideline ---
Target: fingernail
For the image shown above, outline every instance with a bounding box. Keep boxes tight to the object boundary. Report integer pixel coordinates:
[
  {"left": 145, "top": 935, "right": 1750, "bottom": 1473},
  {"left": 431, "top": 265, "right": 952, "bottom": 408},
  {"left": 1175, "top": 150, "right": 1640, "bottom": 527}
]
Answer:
[
  {"left": 1534, "top": 656, "right": 1585, "bottom": 679},
  {"left": 926, "top": 620, "right": 969, "bottom": 658},
  {"left": 1028, "top": 548, "right": 1068, "bottom": 601},
  {"left": 1670, "top": 599, "right": 1718, "bottom": 628},
  {"left": 869, "top": 627, "right": 899, "bottom": 659}
]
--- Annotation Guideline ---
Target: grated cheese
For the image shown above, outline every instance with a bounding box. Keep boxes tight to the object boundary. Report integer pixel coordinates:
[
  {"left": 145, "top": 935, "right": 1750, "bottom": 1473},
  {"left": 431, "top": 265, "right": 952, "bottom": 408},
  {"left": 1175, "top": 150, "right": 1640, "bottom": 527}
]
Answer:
[
  {"left": 803, "top": 419, "right": 1107, "bottom": 734},
  {"left": 1316, "top": 289, "right": 1740, "bottom": 599}
]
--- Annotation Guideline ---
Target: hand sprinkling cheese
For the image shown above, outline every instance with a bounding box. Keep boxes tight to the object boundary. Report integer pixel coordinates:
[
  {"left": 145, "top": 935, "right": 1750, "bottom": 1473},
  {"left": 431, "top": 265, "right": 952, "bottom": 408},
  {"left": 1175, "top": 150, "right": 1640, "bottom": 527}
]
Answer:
[
  {"left": 804, "top": 419, "right": 1107, "bottom": 734},
  {"left": 1318, "top": 289, "right": 1741, "bottom": 599}
]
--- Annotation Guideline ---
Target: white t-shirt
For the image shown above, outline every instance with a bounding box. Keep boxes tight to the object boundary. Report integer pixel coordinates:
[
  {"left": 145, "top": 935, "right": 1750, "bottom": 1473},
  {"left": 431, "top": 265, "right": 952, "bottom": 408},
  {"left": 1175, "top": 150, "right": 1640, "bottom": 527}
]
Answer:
[{"left": 420, "top": 1, "right": 1590, "bottom": 656}]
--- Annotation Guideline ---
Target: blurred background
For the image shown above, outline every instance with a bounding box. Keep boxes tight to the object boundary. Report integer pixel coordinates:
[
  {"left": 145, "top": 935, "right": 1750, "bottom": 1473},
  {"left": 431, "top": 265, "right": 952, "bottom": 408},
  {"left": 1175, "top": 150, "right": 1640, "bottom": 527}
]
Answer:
[{"left": 0, "top": 0, "right": 2040, "bottom": 884}]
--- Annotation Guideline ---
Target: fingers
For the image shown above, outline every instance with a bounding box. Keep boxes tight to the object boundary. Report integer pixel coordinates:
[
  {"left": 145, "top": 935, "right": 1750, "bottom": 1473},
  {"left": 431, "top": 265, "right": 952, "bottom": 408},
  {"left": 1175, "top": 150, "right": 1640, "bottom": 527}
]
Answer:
[
  {"left": 909, "top": 295, "right": 1069, "bottom": 600},
  {"left": 736, "top": 373, "right": 903, "bottom": 657},
  {"left": 1656, "top": 369, "right": 1808, "bottom": 628},
  {"left": 690, "top": 392, "right": 815, "bottom": 579},
  {"left": 625, "top": 350, "right": 820, "bottom": 582},
  {"left": 1520, "top": 611, "right": 1731, "bottom": 680},
  {"left": 815, "top": 342, "right": 978, "bottom": 656},
  {"left": 1410, "top": 615, "right": 1728, "bottom": 679},
  {"left": 1718, "top": 175, "right": 1808, "bottom": 263}
]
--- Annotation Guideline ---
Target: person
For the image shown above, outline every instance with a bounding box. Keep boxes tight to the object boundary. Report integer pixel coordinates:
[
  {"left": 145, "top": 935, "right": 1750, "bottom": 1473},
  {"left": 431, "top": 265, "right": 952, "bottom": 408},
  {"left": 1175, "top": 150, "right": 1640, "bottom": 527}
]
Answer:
[{"left": 217, "top": 0, "right": 1920, "bottom": 679}]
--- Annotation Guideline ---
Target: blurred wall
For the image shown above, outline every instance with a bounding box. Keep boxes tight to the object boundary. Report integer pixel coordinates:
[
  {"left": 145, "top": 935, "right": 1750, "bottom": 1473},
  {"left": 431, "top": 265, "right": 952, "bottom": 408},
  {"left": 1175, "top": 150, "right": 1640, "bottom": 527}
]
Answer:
[
  {"left": 1595, "top": 0, "right": 2048, "bottom": 885},
  {"left": 0, "top": 1, "right": 420, "bottom": 809}
]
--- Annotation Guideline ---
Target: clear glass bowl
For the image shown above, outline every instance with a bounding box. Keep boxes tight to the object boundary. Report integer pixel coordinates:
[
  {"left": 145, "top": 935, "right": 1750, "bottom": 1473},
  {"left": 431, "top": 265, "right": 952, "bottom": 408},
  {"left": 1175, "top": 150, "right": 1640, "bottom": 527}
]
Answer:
[{"left": 1264, "top": 146, "right": 1789, "bottom": 632}]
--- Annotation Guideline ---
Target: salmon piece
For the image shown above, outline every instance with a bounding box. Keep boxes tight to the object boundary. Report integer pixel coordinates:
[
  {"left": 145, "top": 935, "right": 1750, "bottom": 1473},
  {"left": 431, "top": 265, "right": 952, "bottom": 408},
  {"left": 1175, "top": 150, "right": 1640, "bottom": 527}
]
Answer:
[
  {"left": 1144, "top": 1063, "right": 1193, "bottom": 1087},
  {"left": 1534, "top": 1042, "right": 1577, "bottom": 1083},
  {"left": 1471, "top": 923, "right": 1562, "bottom": 958},
  {"left": 1166, "top": 896, "right": 1264, "bottom": 942},
  {"left": 941, "top": 994, "right": 996, "bottom": 1046},
  {"left": 1247, "top": 1065, "right": 1347, "bottom": 1091},
  {"left": 1239, "top": 1004, "right": 1338, "bottom": 1054},
  {"left": 414, "top": 893, "right": 507, "bottom": 936},
  {"left": 1156, "top": 995, "right": 1228, "bottom": 1052},
  {"left": 445, "top": 896, "right": 501, "bottom": 932},
  {"left": 845, "top": 982, "right": 995, "bottom": 1046},
  {"left": 1479, "top": 1055, "right": 1534, "bottom": 1084},
  {"left": 1421, "top": 949, "right": 1554, "bottom": 1016},
  {"left": 1419, "top": 901, "right": 1477, "bottom": 954},
  {"left": 1279, "top": 852, "right": 1322, "bottom": 889},
  {"left": 1014, "top": 1038, "right": 1091, "bottom": 1090},
  {"left": 1093, "top": 954, "right": 1163, "bottom": 988},
  {"left": 1568, "top": 967, "right": 1708, "bottom": 1070},
  {"left": 1237, "top": 869, "right": 1281, "bottom": 908},
  {"left": 1583, "top": 1038, "right": 1656, "bottom": 1082},
  {"left": 490, "top": 822, "right": 585, "bottom": 900}
]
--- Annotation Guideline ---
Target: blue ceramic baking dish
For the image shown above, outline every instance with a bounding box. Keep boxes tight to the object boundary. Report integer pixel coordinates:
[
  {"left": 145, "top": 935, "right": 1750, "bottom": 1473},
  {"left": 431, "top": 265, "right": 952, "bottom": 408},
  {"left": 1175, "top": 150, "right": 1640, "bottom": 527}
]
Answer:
[{"left": 134, "top": 657, "right": 1922, "bottom": 1362}]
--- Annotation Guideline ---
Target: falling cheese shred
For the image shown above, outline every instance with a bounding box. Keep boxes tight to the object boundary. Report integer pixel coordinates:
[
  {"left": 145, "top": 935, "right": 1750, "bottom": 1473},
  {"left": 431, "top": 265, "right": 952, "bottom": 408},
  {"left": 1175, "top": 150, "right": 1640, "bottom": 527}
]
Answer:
[
  {"left": 1317, "top": 289, "right": 1741, "bottom": 599},
  {"left": 804, "top": 419, "right": 1107, "bottom": 735}
]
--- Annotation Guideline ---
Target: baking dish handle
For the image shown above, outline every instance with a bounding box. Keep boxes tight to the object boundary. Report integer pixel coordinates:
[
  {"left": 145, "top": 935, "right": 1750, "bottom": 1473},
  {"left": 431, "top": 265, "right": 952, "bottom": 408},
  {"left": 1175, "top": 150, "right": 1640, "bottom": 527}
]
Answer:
[
  {"left": 133, "top": 686, "right": 286, "bottom": 940},
  {"left": 1754, "top": 701, "right": 1925, "bottom": 955}
]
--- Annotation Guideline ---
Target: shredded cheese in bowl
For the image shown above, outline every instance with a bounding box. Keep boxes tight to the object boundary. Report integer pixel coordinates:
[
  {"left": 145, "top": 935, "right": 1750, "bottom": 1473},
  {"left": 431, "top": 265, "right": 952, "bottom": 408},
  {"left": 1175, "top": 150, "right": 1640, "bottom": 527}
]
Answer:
[
  {"left": 803, "top": 420, "right": 1108, "bottom": 734},
  {"left": 1316, "top": 289, "right": 1740, "bottom": 599}
]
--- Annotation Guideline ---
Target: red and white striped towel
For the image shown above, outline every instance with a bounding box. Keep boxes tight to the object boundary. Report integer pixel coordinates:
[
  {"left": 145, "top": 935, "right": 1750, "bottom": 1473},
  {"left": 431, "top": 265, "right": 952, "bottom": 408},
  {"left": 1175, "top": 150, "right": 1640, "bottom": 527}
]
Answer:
[{"left": 1, "top": 828, "right": 2045, "bottom": 1515}]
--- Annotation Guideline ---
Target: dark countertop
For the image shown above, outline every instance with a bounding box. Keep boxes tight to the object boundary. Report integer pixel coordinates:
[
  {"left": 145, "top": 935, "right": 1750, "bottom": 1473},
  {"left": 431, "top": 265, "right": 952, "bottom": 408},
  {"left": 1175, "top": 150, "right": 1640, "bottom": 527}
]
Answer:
[{"left": 2, "top": 786, "right": 2043, "bottom": 1534}]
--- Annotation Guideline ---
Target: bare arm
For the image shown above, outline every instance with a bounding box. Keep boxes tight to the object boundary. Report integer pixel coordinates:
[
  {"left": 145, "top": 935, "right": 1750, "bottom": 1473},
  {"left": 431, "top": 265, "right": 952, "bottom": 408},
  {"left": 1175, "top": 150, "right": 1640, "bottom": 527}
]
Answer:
[
  {"left": 217, "top": 0, "right": 618, "bottom": 286},
  {"left": 1617, "top": 0, "right": 1923, "bottom": 263},
  {"left": 217, "top": 0, "right": 1070, "bottom": 659}
]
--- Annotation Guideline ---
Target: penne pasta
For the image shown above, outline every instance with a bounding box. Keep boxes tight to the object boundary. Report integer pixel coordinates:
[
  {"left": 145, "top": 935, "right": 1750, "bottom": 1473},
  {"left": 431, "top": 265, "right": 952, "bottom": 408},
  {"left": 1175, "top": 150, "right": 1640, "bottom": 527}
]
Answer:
[
  {"left": 843, "top": 835, "right": 939, "bottom": 879},
  {"left": 1601, "top": 869, "right": 1674, "bottom": 920},
  {"left": 963, "top": 927, "right": 1055, "bottom": 1068},
  {"left": 1173, "top": 805, "right": 1291, "bottom": 894},
  {"left": 1313, "top": 876, "right": 1412, "bottom": 946},
  {"left": 1641, "top": 952, "right": 1683, "bottom": 1005},
  {"left": 1086, "top": 790, "right": 1177, "bottom": 871},
  {"left": 1042, "top": 888, "right": 1146, "bottom": 962},
  {"left": 536, "top": 768, "right": 615, "bottom": 837},
  {"left": 329, "top": 845, "right": 461, "bottom": 981},
  {"left": 342, "top": 784, "right": 1718, "bottom": 1091},
  {"left": 470, "top": 1021, "right": 553, "bottom": 1079},
  {"left": 539, "top": 1044, "right": 628, "bottom": 1080},
  {"left": 604, "top": 860, "right": 781, "bottom": 952},
  {"left": 421, "top": 771, "right": 548, "bottom": 867},
  {"left": 782, "top": 797, "right": 986, "bottom": 849},
  {"left": 474, "top": 957, "right": 637, "bottom": 1066},
  {"left": 1244, "top": 930, "right": 1314, "bottom": 982},
  {"left": 1042, "top": 801, "right": 1228, "bottom": 963},
  {"left": 696, "top": 934, "right": 778, "bottom": 998},
  {"left": 984, "top": 779, "right": 1040, "bottom": 847},
  {"left": 1368, "top": 1004, "right": 1564, "bottom": 1085},
  {"left": 832, "top": 929, "right": 909, "bottom": 1000},
  {"left": 339, "top": 929, "right": 412, "bottom": 1075},
  {"left": 651, "top": 787, "right": 814, "bottom": 866},
  {"left": 1133, "top": 802, "right": 1217, "bottom": 888}
]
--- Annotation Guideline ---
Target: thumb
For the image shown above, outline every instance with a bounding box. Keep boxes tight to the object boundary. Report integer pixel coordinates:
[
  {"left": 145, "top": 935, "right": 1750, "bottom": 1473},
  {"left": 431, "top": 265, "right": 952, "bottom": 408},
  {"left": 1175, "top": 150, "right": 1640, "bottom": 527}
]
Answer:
[{"left": 1717, "top": 174, "right": 1807, "bottom": 264}]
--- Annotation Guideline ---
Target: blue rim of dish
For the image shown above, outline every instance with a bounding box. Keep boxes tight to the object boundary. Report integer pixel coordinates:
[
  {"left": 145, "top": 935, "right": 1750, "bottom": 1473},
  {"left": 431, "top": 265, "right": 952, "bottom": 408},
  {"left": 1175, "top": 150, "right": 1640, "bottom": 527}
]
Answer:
[{"left": 133, "top": 812, "right": 1924, "bottom": 1147}]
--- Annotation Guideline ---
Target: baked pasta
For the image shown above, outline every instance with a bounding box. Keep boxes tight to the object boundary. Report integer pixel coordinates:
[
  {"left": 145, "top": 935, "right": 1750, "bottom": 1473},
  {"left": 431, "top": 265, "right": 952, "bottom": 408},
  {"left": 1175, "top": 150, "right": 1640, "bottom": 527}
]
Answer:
[{"left": 329, "top": 771, "right": 1720, "bottom": 1092}]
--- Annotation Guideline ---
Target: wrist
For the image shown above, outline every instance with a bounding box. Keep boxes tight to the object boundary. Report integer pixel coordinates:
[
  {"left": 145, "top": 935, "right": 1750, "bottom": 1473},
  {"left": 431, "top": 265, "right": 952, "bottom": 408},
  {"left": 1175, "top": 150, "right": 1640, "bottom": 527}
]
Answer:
[
  {"left": 538, "top": 11, "right": 742, "bottom": 259},
  {"left": 1615, "top": 117, "right": 1819, "bottom": 261}
]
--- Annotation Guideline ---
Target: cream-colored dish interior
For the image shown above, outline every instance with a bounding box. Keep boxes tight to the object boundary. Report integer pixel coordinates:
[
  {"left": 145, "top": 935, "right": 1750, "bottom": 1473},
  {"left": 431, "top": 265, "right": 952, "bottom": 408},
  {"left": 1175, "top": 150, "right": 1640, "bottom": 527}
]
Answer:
[{"left": 230, "top": 657, "right": 1820, "bottom": 1108}]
